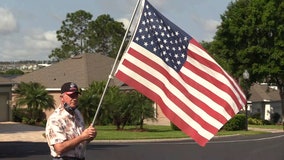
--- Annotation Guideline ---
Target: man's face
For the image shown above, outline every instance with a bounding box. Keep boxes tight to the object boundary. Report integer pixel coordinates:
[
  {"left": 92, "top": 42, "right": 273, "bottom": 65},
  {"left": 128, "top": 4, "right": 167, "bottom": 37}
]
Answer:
[{"left": 62, "top": 92, "right": 79, "bottom": 107}]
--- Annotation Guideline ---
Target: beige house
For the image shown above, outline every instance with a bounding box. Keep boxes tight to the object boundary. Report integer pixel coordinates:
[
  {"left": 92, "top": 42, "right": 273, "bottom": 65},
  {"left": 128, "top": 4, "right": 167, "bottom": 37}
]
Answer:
[
  {"left": 11, "top": 54, "right": 121, "bottom": 118},
  {"left": 5, "top": 54, "right": 169, "bottom": 124}
]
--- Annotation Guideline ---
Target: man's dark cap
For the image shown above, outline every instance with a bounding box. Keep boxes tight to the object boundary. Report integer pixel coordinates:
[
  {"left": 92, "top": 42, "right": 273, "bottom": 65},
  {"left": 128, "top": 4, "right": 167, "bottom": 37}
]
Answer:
[{"left": 61, "top": 82, "right": 79, "bottom": 94}]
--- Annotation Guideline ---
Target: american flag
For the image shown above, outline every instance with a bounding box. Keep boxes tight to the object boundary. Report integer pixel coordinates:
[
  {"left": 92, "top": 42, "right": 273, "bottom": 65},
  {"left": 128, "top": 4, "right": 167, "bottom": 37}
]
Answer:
[{"left": 115, "top": 0, "right": 246, "bottom": 146}]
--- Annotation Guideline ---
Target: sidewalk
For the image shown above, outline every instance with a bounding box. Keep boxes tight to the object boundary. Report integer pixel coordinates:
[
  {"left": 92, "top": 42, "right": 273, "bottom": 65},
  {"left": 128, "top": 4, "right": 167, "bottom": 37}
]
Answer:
[
  {"left": 0, "top": 122, "right": 283, "bottom": 143},
  {"left": 248, "top": 127, "right": 284, "bottom": 133}
]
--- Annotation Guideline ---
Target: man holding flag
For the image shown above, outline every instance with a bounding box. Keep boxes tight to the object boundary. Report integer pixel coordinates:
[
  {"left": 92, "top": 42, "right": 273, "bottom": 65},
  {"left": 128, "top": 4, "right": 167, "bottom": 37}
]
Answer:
[
  {"left": 115, "top": 0, "right": 246, "bottom": 146},
  {"left": 46, "top": 82, "right": 97, "bottom": 160}
]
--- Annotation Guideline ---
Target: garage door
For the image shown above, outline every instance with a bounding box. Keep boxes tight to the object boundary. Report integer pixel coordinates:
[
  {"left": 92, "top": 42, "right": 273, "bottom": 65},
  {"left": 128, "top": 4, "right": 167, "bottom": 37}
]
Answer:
[{"left": 0, "top": 95, "right": 8, "bottom": 121}]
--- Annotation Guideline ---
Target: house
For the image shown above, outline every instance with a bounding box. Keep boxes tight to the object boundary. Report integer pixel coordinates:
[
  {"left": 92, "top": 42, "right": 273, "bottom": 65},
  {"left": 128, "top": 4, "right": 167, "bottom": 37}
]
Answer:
[
  {"left": 13, "top": 54, "right": 121, "bottom": 88},
  {"left": 247, "top": 83, "right": 282, "bottom": 121},
  {"left": 1, "top": 53, "right": 170, "bottom": 125},
  {"left": 11, "top": 54, "right": 122, "bottom": 119}
]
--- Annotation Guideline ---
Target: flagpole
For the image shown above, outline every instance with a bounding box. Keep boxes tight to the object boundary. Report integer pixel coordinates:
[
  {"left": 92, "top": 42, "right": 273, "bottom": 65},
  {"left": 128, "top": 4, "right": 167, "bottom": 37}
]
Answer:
[{"left": 91, "top": 0, "right": 143, "bottom": 126}]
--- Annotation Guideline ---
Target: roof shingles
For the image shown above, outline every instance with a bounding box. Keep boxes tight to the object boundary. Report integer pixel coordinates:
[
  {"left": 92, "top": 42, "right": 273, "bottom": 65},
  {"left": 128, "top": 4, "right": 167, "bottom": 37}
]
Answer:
[
  {"left": 249, "top": 83, "right": 280, "bottom": 102},
  {"left": 13, "top": 54, "right": 121, "bottom": 89}
]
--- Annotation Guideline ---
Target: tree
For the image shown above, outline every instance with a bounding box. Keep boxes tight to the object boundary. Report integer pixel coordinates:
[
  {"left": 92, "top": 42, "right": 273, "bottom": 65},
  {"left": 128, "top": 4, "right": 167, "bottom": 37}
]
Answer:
[
  {"left": 88, "top": 14, "right": 127, "bottom": 58},
  {"left": 49, "top": 11, "right": 127, "bottom": 61},
  {"left": 13, "top": 82, "right": 55, "bottom": 123},
  {"left": 79, "top": 80, "right": 155, "bottom": 130},
  {"left": 104, "top": 86, "right": 132, "bottom": 130},
  {"left": 79, "top": 81, "right": 132, "bottom": 128},
  {"left": 49, "top": 10, "right": 94, "bottom": 61},
  {"left": 2, "top": 69, "right": 24, "bottom": 75},
  {"left": 128, "top": 91, "right": 155, "bottom": 130},
  {"left": 78, "top": 81, "right": 107, "bottom": 125},
  {"left": 210, "top": 0, "right": 284, "bottom": 120}
]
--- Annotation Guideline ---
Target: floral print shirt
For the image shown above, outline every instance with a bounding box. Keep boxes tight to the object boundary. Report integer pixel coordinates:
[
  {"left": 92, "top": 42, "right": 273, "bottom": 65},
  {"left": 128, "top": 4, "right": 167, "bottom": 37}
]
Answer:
[{"left": 45, "top": 105, "right": 86, "bottom": 158}]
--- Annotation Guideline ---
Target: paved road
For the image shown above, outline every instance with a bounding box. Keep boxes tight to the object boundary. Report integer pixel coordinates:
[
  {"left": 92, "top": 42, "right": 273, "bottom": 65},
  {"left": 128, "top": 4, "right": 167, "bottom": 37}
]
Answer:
[
  {"left": 87, "top": 133, "right": 284, "bottom": 160},
  {"left": 1, "top": 133, "right": 284, "bottom": 160},
  {"left": 1, "top": 122, "right": 284, "bottom": 160}
]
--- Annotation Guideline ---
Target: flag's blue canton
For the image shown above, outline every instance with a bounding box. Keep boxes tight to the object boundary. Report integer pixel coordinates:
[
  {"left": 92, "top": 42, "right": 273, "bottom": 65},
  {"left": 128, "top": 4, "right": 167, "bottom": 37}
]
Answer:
[{"left": 133, "top": 1, "right": 191, "bottom": 72}]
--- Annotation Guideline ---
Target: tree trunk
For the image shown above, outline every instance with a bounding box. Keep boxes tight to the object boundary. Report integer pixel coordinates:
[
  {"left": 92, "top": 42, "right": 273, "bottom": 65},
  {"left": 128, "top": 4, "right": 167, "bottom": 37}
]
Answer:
[{"left": 139, "top": 114, "right": 144, "bottom": 130}]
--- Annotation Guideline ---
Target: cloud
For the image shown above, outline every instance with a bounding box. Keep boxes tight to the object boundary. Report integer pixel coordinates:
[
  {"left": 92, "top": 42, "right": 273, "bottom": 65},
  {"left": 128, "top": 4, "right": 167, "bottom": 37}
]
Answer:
[
  {"left": 0, "top": 7, "right": 18, "bottom": 34},
  {"left": 203, "top": 19, "right": 220, "bottom": 41},
  {"left": 117, "top": 18, "right": 130, "bottom": 29},
  {"left": 190, "top": 15, "right": 220, "bottom": 41},
  {"left": 0, "top": 30, "right": 60, "bottom": 61},
  {"left": 203, "top": 19, "right": 220, "bottom": 33},
  {"left": 24, "top": 30, "right": 59, "bottom": 49}
]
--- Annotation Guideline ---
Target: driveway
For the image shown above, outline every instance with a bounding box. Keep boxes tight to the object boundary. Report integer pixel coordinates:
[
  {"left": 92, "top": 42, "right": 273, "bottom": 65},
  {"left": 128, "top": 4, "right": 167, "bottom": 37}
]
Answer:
[{"left": 0, "top": 122, "right": 45, "bottom": 142}]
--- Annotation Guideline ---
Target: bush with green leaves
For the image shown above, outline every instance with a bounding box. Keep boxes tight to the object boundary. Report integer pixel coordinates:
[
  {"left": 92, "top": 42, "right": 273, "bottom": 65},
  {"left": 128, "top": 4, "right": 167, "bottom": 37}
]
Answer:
[
  {"left": 271, "top": 112, "right": 281, "bottom": 124},
  {"left": 170, "top": 122, "right": 181, "bottom": 131},
  {"left": 248, "top": 117, "right": 263, "bottom": 125},
  {"left": 223, "top": 114, "right": 246, "bottom": 131},
  {"left": 12, "top": 107, "right": 46, "bottom": 126},
  {"left": 13, "top": 81, "right": 55, "bottom": 124},
  {"left": 12, "top": 107, "right": 28, "bottom": 122},
  {"left": 262, "top": 120, "right": 272, "bottom": 125}
]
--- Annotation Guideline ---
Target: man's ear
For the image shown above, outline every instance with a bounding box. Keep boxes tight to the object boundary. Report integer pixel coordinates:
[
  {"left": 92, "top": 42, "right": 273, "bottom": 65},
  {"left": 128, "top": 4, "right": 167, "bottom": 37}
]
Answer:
[{"left": 60, "top": 94, "right": 64, "bottom": 101}]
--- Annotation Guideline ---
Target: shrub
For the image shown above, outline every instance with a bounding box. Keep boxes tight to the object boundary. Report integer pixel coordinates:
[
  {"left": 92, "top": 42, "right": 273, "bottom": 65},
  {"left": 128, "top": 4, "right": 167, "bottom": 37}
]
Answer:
[
  {"left": 12, "top": 107, "right": 28, "bottom": 122},
  {"left": 251, "top": 113, "right": 261, "bottom": 119},
  {"left": 271, "top": 113, "right": 281, "bottom": 124},
  {"left": 12, "top": 107, "right": 45, "bottom": 126},
  {"left": 223, "top": 114, "right": 246, "bottom": 131},
  {"left": 248, "top": 117, "right": 263, "bottom": 125},
  {"left": 37, "top": 119, "right": 47, "bottom": 127},
  {"left": 22, "top": 117, "right": 36, "bottom": 125},
  {"left": 262, "top": 120, "right": 272, "bottom": 125},
  {"left": 170, "top": 122, "right": 181, "bottom": 131}
]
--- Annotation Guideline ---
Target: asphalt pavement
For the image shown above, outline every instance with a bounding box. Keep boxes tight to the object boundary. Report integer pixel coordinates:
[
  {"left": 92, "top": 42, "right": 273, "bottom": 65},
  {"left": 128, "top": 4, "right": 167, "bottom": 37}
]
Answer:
[{"left": 1, "top": 122, "right": 284, "bottom": 160}]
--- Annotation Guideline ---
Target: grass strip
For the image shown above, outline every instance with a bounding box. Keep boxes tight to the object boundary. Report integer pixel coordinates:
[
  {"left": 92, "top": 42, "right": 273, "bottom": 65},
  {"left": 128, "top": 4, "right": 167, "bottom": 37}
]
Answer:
[{"left": 94, "top": 125, "right": 272, "bottom": 140}]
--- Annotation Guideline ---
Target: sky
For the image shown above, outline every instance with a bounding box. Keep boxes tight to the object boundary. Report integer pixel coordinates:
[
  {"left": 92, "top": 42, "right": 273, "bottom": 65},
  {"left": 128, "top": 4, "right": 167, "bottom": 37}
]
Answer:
[{"left": 0, "top": 0, "right": 232, "bottom": 61}]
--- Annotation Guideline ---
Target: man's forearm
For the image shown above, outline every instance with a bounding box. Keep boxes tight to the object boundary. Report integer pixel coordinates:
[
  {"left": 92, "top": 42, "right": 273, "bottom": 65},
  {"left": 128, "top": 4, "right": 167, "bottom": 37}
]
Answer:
[{"left": 54, "top": 135, "right": 86, "bottom": 155}]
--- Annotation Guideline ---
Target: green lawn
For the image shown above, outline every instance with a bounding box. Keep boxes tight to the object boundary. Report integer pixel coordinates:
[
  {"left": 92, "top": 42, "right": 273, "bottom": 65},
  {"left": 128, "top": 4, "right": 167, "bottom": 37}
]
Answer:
[
  {"left": 94, "top": 125, "right": 274, "bottom": 140},
  {"left": 95, "top": 125, "right": 188, "bottom": 140}
]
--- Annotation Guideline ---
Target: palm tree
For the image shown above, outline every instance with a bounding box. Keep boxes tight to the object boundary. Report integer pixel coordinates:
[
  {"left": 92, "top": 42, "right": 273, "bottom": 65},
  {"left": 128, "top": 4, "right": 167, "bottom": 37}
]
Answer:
[
  {"left": 78, "top": 81, "right": 107, "bottom": 125},
  {"left": 78, "top": 81, "right": 155, "bottom": 130},
  {"left": 129, "top": 91, "right": 155, "bottom": 130},
  {"left": 104, "top": 86, "right": 132, "bottom": 130},
  {"left": 105, "top": 88, "right": 155, "bottom": 130},
  {"left": 13, "top": 82, "right": 55, "bottom": 123}
]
